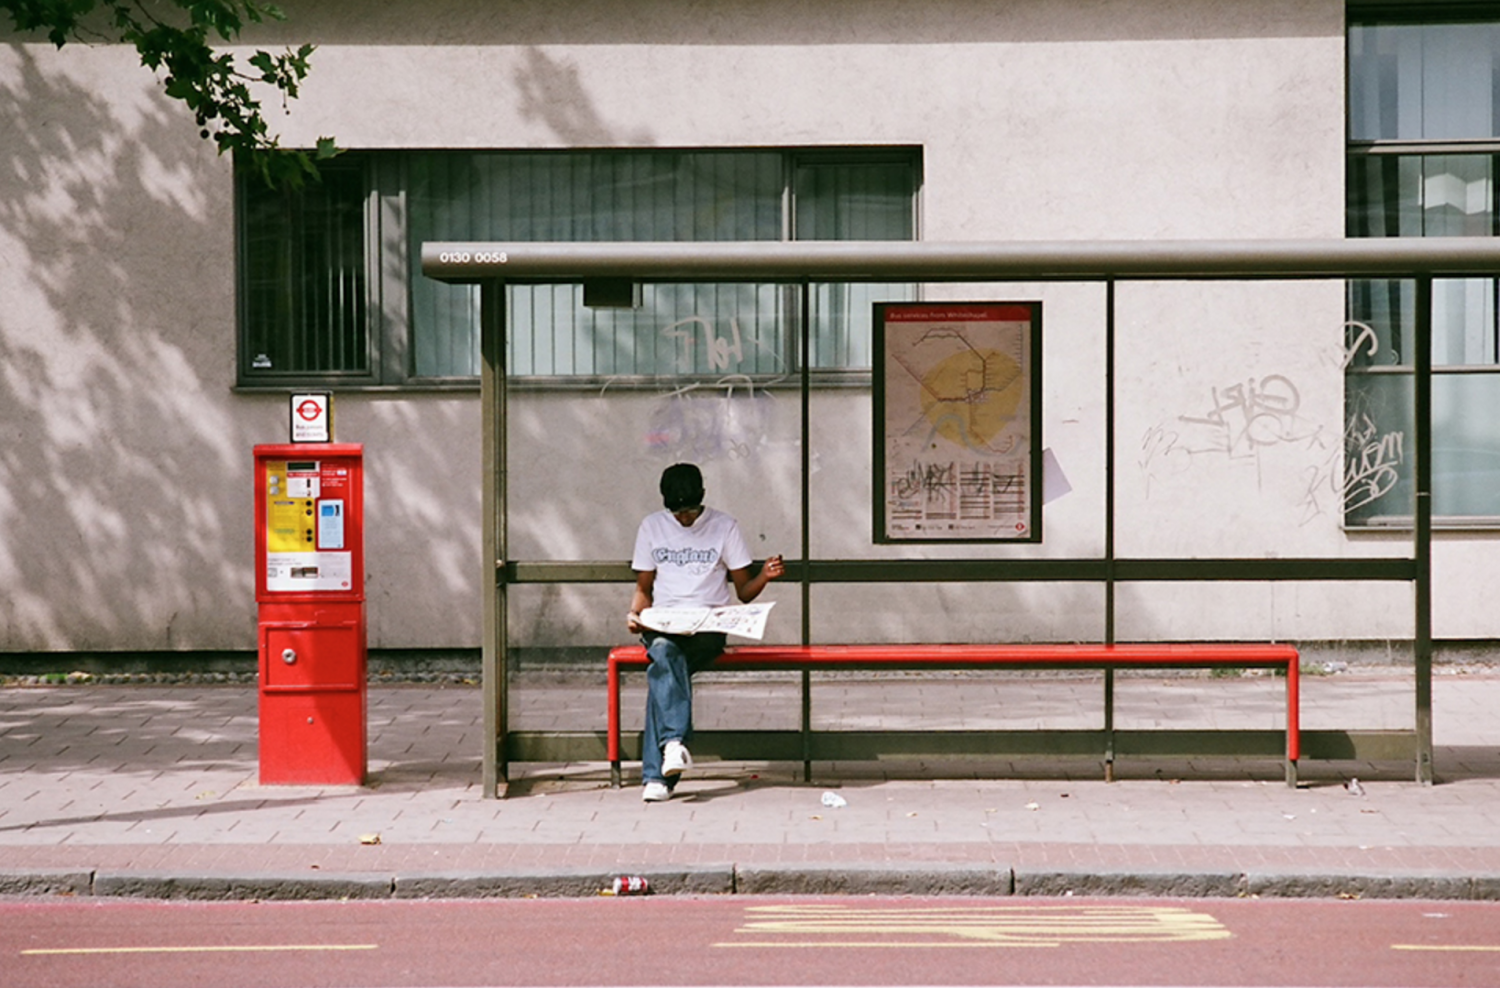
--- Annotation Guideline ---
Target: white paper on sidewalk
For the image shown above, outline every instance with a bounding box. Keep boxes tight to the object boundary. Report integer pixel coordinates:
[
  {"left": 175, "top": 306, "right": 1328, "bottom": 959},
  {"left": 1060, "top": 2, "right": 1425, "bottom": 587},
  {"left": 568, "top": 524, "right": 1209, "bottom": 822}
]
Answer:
[{"left": 639, "top": 602, "right": 775, "bottom": 640}]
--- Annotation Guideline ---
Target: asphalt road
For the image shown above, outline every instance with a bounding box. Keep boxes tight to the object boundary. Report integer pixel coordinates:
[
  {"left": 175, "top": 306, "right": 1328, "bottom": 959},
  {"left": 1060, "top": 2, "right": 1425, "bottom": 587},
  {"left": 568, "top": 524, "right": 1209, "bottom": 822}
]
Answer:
[{"left": 5, "top": 895, "right": 1500, "bottom": 987}]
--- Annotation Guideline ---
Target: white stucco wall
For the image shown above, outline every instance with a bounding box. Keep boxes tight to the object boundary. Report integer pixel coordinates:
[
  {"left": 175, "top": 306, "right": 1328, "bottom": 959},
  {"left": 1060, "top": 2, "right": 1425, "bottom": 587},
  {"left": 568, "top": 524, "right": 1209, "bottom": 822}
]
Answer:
[{"left": 8, "top": 0, "right": 1481, "bottom": 657}]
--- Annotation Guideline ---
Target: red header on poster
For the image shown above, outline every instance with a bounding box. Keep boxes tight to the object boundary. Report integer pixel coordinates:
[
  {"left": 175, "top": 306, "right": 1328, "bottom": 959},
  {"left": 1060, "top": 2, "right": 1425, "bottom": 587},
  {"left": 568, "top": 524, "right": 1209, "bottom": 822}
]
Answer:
[{"left": 882, "top": 304, "right": 1034, "bottom": 323}]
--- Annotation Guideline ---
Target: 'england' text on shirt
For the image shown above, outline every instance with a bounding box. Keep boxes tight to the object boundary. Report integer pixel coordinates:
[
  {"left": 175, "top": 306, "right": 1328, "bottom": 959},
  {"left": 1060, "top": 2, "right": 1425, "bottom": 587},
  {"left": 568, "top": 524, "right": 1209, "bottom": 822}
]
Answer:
[{"left": 653, "top": 547, "right": 720, "bottom": 567}]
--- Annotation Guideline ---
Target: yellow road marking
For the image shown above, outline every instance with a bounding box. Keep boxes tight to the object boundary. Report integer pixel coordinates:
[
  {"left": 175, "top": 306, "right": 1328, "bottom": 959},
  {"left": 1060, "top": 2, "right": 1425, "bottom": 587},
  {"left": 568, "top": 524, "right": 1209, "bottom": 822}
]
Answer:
[
  {"left": 718, "top": 941, "right": 1064, "bottom": 948},
  {"left": 1393, "top": 944, "right": 1500, "bottom": 953},
  {"left": 23, "top": 944, "right": 377, "bottom": 956},
  {"left": 717, "top": 904, "right": 1231, "bottom": 949}
]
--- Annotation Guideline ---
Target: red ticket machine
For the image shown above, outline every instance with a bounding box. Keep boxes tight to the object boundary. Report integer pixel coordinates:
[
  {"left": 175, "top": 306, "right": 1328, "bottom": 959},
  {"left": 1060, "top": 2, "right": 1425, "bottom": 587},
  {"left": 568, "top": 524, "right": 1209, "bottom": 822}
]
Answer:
[{"left": 253, "top": 444, "right": 366, "bottom": 784}]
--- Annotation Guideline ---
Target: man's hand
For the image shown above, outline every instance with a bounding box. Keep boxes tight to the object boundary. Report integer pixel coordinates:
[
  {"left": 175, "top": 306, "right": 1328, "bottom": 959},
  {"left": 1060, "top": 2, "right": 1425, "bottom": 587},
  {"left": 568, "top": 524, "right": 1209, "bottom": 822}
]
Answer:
[{"left": 732, "top": 554, "right": 784, "bottom": 603}]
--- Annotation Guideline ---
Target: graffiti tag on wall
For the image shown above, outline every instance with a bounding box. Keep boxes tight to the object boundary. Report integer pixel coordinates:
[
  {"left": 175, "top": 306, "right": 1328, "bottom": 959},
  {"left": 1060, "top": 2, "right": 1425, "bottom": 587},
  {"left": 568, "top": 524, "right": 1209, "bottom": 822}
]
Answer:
[
  {"left": 642, "top": 378, "right": 779, "bottom": 463},
  {"left": 662, "top": 316, "right": 751, "bottom": 374},
  {"left": 1139, "top": 322, "right": 1408, "bottom": 524},
  {"left": 1138, "top": 374, "right": 1328, "bottom": 491}
]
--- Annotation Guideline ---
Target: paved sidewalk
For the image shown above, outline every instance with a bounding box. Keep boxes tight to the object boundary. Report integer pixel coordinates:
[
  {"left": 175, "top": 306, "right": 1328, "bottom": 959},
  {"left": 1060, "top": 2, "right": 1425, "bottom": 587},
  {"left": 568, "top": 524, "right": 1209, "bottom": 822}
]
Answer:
[{"left": 2, "top": 669, "right": 1499, "bottom": 900}]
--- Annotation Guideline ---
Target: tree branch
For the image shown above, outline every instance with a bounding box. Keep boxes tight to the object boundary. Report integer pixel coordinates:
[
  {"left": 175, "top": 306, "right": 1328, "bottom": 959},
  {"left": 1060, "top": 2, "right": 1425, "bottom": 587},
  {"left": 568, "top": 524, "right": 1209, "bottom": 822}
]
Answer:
[{"left": 1, "top": 0, "right": 337, "bottom": 186}]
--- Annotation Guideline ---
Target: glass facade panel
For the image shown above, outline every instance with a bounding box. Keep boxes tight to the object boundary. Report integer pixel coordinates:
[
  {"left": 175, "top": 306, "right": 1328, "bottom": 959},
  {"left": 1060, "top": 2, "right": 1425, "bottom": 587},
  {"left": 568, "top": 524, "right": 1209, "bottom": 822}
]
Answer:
[
  {"left": 1347, "top": 155, "right": 1498, "bottom": 368},
  {"left": 506, "top": 282, "right": 789, "bottom": 379},
  {"left": 794, "top": 159, "right": 918, "bottom": 369},
  {"left": 1347, "top": 276, "right": 1497, "bottom": 370},
  {"left": 1349, "top": 20, "right": 1500, "bottom": 141},
  {"left": 1345, "top": 371, "right": 1500, "bottom": 523},
  {"left": 407, "top": 151, "right": 785, "bottom": 378},
  {"left": 400, "top": 149, "right": 920, "bottom": 378},
  {"left": 1347, "top": 154, "right": 1422, "bottom": 238},
  {"left": 239, "top": 148, "right": 918, "bottom": 384},
  {"left": 1342, "top": 371, "right": 1412, "bottom": 527},
  {"left": 793, "top": 160, "right": 915, "bottom": 240},
  {"left": 1347, "top": 11, "right": 1500, "bottom": 524},
  {"left": 241, "top": 149, "right": 919, "bottom": 383},
  {"left": 1432, "top": 373, "right": 1500, "bottom": 517},
  {"left": 1347, "top": 153, "right": 1494, "bottom": 240},
  {"left": 1424, "top": 155, "right": 1494, "bottom": 237}
]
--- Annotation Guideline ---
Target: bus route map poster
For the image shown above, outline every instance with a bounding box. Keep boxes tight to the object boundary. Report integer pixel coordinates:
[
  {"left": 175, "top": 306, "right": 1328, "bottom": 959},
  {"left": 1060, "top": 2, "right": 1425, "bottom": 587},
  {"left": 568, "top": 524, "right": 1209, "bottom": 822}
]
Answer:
[{"left": 874, "top": 302, "right": 1042, "bottom": 543}]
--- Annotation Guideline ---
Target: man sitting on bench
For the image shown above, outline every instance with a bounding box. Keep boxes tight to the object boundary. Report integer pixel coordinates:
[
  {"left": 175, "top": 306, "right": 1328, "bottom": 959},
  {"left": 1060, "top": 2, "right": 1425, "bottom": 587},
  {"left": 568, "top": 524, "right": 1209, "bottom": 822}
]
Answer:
[{"left": 625, "top": 463, "right": 784, "bottom": 802}]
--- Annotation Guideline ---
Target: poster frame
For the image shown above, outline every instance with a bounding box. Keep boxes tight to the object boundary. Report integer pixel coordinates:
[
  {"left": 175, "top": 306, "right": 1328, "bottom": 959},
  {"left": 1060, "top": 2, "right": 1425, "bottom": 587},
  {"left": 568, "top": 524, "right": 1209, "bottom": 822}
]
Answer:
[{"left": 872, "top": 300, "right": 1043, "bottom": 544}]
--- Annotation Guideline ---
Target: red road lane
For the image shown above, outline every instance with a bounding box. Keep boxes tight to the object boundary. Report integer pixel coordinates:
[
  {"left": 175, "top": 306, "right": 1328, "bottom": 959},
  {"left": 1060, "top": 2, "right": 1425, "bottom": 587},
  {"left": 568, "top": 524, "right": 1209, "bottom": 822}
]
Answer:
[{"left": 4, "top": 895, "right": 1499, "bottom": 988}]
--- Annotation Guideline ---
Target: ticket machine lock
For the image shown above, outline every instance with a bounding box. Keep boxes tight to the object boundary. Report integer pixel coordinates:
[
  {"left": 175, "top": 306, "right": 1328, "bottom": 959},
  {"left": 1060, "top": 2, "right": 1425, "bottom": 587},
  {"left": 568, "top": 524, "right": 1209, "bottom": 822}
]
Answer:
[{"left": 282, "top": 648, "right": 297, "bottom": 665}]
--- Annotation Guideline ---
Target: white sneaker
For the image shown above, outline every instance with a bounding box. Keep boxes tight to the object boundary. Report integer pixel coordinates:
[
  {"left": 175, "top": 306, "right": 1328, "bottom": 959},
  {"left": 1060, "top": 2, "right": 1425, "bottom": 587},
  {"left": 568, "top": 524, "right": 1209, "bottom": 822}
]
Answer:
[
  {"left": 662, "top": 740, "right": 692, "bottom": 777},
  {"left": 642, "top": 781, "right": 672, "bottom": 802}
]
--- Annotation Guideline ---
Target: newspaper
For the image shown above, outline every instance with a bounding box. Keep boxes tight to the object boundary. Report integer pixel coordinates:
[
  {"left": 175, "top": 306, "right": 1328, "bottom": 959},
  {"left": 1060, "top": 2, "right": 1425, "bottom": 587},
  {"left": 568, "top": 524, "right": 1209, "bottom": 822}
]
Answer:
[{"left": 639, "top": 602, "right": 775, "bottom": 640}]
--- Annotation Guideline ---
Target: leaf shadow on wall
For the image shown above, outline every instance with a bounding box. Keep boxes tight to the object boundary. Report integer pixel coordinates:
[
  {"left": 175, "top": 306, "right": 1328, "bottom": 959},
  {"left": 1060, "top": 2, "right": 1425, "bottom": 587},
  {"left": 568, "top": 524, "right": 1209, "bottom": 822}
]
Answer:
[
  {"left": 513, "top": 46, "right": 655, "bottom": 147},
  {"left": 0, "top": 43, "right": 260, "bottom": 653},
  {"left": 1, "top": 40, "right": 495, "bottom": 662}
]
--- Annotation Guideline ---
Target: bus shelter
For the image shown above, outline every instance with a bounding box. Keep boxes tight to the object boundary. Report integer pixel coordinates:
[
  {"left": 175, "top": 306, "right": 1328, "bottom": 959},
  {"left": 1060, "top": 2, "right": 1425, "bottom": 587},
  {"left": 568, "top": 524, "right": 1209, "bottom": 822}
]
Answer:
[{"left": 422, "top": 238, "right": 1500, "bottom": 798}]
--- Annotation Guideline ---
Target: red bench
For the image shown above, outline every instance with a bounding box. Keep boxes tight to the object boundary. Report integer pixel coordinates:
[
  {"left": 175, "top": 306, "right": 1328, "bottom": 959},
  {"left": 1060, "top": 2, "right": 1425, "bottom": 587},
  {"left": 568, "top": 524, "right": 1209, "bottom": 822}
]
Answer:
[{"left": 607, "top": 642, "right": 1300, "bottom": 787}]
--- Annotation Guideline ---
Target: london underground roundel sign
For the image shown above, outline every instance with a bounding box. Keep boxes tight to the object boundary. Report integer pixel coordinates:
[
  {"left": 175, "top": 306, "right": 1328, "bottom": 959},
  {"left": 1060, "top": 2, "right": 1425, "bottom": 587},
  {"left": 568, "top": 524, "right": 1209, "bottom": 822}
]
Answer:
[{"left": 289, "top": 392, "right": 332, "bottom": 443}]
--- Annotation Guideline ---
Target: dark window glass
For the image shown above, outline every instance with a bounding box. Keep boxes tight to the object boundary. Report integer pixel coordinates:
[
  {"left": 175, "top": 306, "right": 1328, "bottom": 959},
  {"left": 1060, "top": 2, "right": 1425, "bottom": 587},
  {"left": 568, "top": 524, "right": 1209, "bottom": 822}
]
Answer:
[{"left": 239, "top": 160, "right": 368, "bottom": 376}]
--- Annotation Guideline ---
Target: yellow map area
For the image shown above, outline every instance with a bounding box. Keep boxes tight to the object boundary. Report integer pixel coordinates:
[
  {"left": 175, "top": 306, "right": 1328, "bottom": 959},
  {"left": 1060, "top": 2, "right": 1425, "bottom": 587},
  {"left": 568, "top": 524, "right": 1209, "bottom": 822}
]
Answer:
[{"left": 918, "top": 347, "right": 1024, "bottom": 449}]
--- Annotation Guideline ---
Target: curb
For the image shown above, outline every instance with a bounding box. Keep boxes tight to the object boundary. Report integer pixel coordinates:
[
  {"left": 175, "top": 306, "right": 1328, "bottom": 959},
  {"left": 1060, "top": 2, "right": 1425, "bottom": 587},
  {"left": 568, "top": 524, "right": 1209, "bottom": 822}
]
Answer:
[
  {"left": 0, "top": 869, "right": 93, "bottom": 897},
  {"left": 5, "top": 866, "right": 1500, "bottom": 901},
  {"left": 1243, "top": 871, "right": 1491, "bottom": 900},
  {"left": 93, "top": 870, "right": 394, "bottom": 901},
  {"left": 1012, "top": 868, "right": 1243, "bottom": 898},
  {"left": 736, "top": 863, "right": 1013, "bottom": 896},
  {"left": 392, "top": 865, "right": 735, "bottom": 899}
]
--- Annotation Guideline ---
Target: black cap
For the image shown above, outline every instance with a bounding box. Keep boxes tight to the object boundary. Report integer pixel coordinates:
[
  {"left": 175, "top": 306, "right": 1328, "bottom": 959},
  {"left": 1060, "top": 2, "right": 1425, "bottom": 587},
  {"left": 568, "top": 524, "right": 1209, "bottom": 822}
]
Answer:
[{"left": 660, "top": 463, "right": 705, "bottom": 511}]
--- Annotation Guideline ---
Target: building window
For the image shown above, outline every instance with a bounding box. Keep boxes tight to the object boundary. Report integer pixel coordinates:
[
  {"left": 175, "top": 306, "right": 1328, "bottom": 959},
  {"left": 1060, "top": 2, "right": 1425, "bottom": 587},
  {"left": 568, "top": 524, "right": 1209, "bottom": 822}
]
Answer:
[
  {"left": 238, "top": 149, "right": 920, "bottom": 387},
  {"left": 239, "top": 158, "right": 370, "bottom": 378},
  {"left": 1346, "top": 7, "right": 1500, "bottom": 526}
]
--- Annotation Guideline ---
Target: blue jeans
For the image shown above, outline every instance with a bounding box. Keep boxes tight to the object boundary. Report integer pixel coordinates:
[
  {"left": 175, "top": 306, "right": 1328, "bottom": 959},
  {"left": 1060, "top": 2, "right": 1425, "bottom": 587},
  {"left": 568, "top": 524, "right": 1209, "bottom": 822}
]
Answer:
[{"left": 640, "top": 631, "right": 726, "bottom": 786}]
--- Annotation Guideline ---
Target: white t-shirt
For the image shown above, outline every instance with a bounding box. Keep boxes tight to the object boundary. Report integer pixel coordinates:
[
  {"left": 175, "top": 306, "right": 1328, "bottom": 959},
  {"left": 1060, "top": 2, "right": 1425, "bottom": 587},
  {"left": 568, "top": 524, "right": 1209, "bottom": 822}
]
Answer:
[{"left": 631, "top": 506, "right": 752, "bottom": 609}]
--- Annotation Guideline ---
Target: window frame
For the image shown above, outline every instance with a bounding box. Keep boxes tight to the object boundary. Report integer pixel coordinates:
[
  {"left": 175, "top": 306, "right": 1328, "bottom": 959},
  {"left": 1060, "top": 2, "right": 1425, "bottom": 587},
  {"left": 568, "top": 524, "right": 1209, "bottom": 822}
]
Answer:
[
  {"left": 235, "top": 146, "right": 923, "bottom": 392},
  {"left": 1345, "top": 3, "right": 1500, "bottom": 529},
  {"left": 234, "top": 154, "right": 385, "bottom": 387}
]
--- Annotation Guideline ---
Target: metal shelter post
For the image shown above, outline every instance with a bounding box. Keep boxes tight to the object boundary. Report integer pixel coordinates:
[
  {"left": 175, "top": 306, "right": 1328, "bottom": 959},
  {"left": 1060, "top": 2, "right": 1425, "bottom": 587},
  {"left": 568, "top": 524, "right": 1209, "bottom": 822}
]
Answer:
[
  {"left": 480, "top": 281, "right": 508, "bottom": 798},
  {"left": 799, "top": 280, "right": 813, "bottom": 783},
  {"left": 1414, "top": 276, "right": 1434, "bottom": 785},
  {"left": 1103, "top": 279, "right": 1117, "bottom": 781}
]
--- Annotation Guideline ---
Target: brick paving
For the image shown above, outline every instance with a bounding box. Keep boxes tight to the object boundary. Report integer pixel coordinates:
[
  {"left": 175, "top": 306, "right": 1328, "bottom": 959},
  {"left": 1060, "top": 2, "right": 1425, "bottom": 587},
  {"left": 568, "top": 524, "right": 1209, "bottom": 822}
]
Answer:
[{"left": 2, "top": 669, "right": 1499, "bottom": 898}]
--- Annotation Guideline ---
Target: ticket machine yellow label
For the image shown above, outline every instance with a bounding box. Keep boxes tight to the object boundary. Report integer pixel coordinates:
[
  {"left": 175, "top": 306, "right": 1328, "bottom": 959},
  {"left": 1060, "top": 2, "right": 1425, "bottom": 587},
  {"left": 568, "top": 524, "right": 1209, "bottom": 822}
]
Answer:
[{"left": 265, "top": 460, "right": 318, "bottom": 553}]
